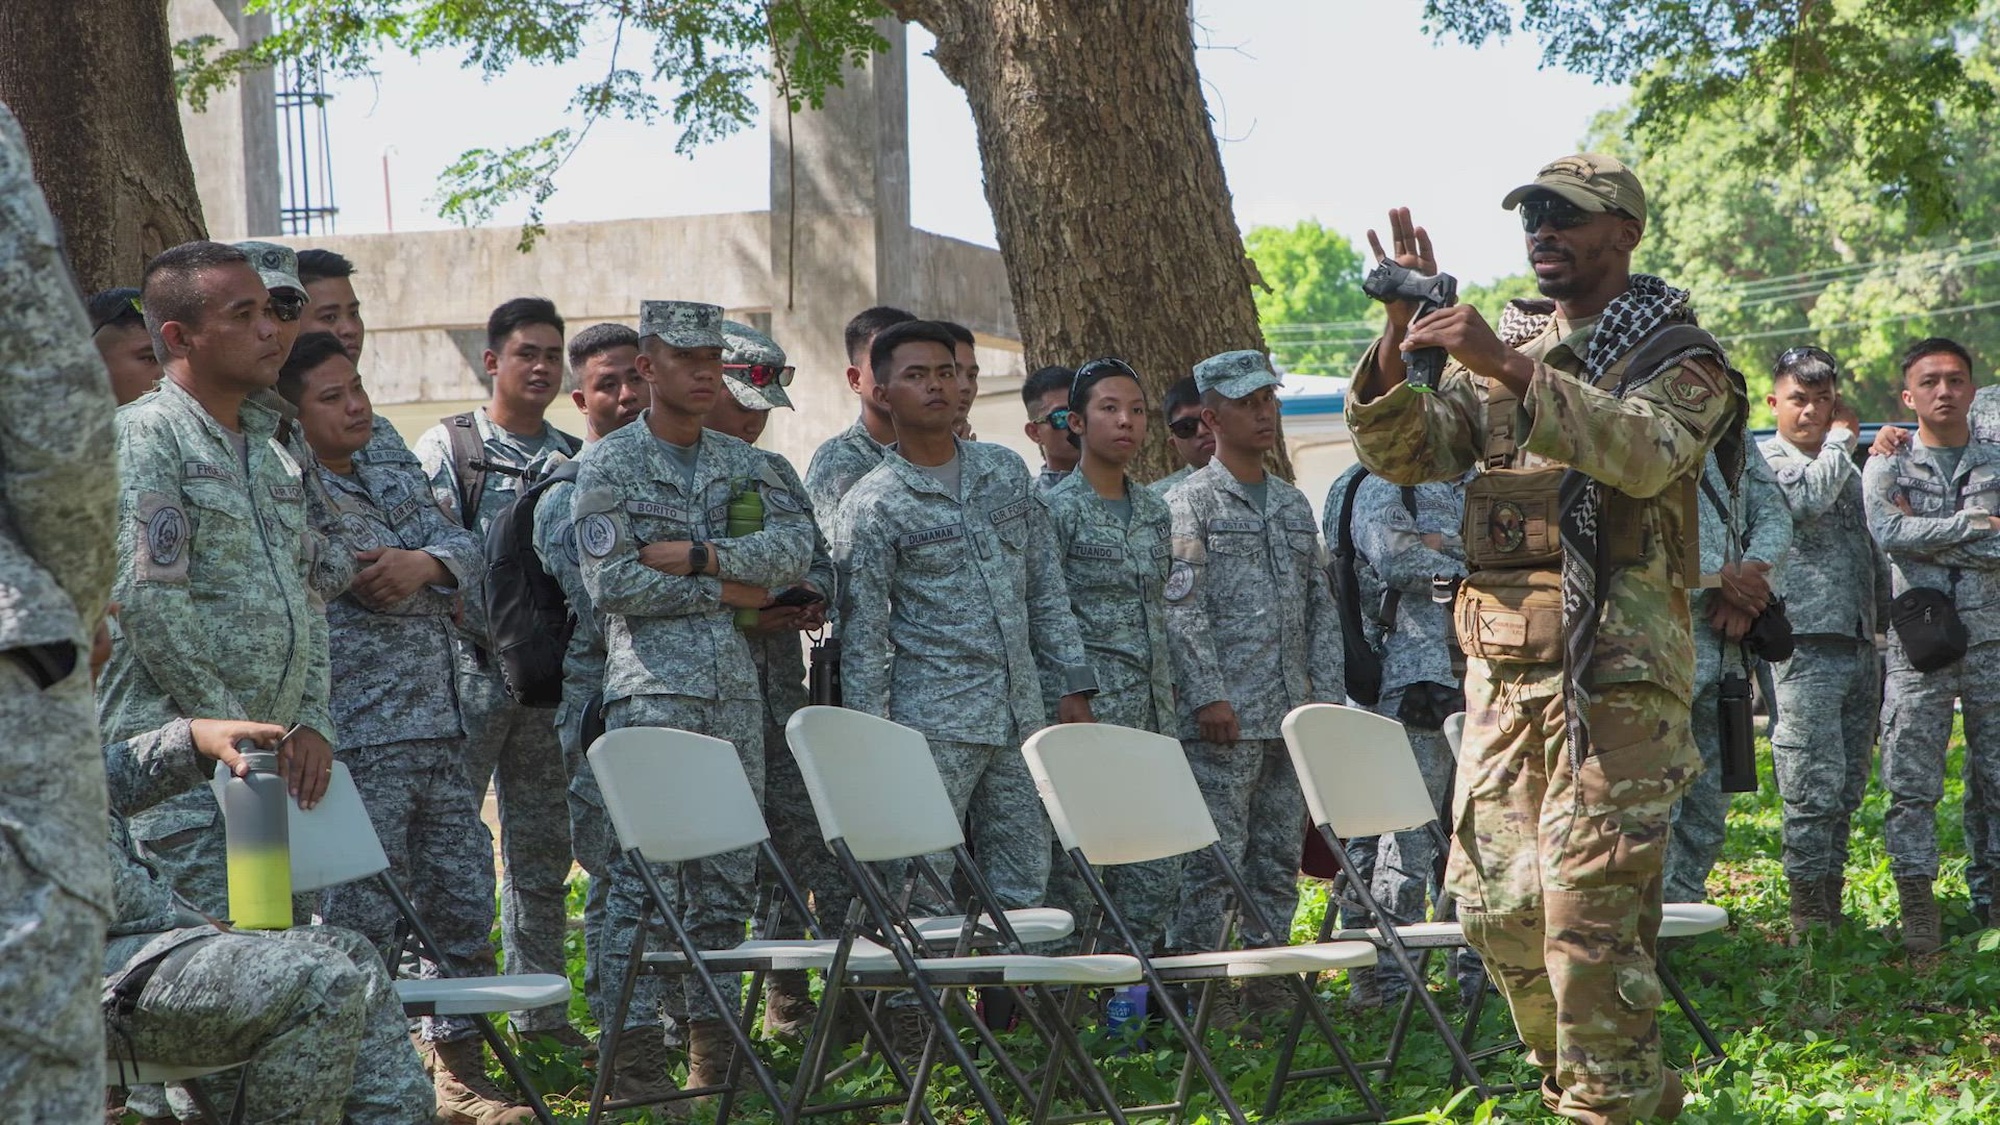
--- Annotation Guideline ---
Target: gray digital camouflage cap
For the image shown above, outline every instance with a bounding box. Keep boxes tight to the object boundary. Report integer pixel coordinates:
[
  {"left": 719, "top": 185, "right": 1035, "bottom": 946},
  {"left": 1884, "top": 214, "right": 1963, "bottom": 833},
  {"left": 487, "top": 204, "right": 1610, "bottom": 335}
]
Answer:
[
  {"left": 1193, "top": 349, "right": 1280, "bottom": 399},
  {"left": 721, "top": 319, "right": 791, "bottom": 410},
  {"left": 638, "top": 300, "right": 725, "bottom": 348},
  {"left": 1499, "top": 153, "right": 1647, "bottom": 225},
  {"left": 234, "top": 240, "right": 305, "bottom": 296}
]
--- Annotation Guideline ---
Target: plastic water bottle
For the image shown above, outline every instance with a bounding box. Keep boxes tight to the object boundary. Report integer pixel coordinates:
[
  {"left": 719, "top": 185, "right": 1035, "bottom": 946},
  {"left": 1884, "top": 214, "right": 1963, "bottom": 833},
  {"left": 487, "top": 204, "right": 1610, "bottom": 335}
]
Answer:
[
  {"left": 223, "top": 748, "right": 292, "bottom": 929},
  {"left": 1103, "top": 984, "right": 1149, "bottom": 1051},
  {"left": 727, "top": 486, "right": 764, "bottom": 630}
]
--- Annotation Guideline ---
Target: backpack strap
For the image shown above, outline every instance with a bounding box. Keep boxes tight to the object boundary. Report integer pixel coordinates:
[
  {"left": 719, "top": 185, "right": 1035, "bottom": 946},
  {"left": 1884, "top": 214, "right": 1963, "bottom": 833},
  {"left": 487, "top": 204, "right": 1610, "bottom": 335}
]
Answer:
[
  {"left": 442, "top": 413, "right": 484, "bottom": 524},
  {"left": 1377, "top": 485, "right": 1420, "bottom": 628}
]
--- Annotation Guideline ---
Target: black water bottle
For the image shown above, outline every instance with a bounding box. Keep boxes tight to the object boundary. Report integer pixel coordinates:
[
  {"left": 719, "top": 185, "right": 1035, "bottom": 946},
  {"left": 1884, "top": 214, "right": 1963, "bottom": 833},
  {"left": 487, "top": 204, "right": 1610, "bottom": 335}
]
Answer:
[
  {"left": 1718, "top": 673, "right": 1757, "bottom": 793},
  {"left": 809, "top": 635, "right": 842, "bottom": 707}
]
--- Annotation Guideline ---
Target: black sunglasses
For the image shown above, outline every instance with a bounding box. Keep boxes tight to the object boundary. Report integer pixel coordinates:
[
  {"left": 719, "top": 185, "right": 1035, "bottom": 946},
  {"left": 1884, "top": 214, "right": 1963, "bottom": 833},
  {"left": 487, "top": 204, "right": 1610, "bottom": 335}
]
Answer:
[
  {"left": 1518, "top": 198, "right": 1599, "bottom": 233},
  {"left": 1168, "top": 417, "right": 1203, "bottom": 439},
  {"left": 269, "top": 293, "right": 307, "bottom": 323},
  {"left": 1033, "top": 406, "right": 1073, "bottom": 431},
  {"left": 724, "top": 362, "right": 794, "bottom": 388}
]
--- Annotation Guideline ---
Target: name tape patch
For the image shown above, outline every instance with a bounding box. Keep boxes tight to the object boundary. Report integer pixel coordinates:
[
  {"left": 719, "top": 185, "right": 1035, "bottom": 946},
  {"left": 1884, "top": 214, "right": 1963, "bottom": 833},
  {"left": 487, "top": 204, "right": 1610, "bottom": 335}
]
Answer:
[
  {"left": 991, "top": 496, "right": 1033, "bottom": 525},
  {"left": 1208, "top": 517, "right": 1264, "bottom": 534},
  {"left": 899, "top": 524, "right": 964, "bottom": 549}
]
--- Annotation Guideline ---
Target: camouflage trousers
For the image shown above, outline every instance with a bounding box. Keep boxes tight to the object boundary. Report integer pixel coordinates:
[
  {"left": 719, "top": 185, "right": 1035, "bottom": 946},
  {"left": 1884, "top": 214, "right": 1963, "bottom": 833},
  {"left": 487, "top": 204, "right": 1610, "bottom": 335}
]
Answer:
[
  {"left": 1341, "top": 702, "right": 1466, "bottom": 986},
  {"left": 1168, "top": 738, "right": 1306, "bottom": 951},
  {"left": 913, "top": 738, "right": 1053, "bottom": 915},
  {"left": 109, "top": 925, "right": 433, "bottom": 1124},
  {"left": 557, "top": 693, "right": 622, "bottom": 1033},
  {"left": 756, "top": 715, "right": 850, "bottom": 941},
  {"left": 1663, "top": 668, "right": 1731, "bottom": 904},
  {"left": 1770, "top": 638, "right": 1879, "bottom": 886},
  {"left": 0, "top": 663, "right": 110, "bottom": 1124},
  {"left": 459, "top": 662, "right": 574, "bottom": 1032},
  {"left": 1880, "top": 637, "right": 2000, "bottom": 905},
  {"left": 317, "top": 737, "right": 497, "bottom": 1042},
  {"left": 601, "top": 694, "right": 763, "bottom": 1026},
  {"left": 1448, "top": 662, "right": 1696, "bottom": 1125}
]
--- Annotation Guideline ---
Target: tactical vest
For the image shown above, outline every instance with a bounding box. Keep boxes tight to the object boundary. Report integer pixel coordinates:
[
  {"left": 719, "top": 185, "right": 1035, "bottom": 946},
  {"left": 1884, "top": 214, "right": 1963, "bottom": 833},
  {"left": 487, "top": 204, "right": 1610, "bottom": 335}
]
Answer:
[{"left": 1454, "top": 323, "right": 1719, "bottom": 664}]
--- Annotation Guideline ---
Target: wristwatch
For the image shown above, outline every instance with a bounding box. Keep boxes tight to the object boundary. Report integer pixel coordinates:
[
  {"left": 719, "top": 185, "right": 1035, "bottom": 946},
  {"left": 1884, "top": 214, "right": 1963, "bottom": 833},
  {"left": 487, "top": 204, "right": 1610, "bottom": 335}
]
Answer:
[{"left": 688, "top": 541, "right": 710, "bottom": 574}]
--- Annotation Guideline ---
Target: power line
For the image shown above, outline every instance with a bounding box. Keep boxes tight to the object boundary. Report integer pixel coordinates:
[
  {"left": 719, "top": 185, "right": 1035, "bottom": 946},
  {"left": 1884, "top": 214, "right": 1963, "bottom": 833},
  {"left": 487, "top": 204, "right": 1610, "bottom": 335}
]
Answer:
[{"left": 1715, "top": 296, "right": 2000, "bottom": 344}]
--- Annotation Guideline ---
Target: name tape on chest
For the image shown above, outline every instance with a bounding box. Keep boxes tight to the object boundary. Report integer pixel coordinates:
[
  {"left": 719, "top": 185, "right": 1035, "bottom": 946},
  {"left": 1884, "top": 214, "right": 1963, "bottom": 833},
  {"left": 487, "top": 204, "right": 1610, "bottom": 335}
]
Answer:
[
  {"left": 269, "top": 483, "right": 304, "bottom": 503},
  {"left": 181, "top": 460, "right": 230, "bottom": 483},
  {"left": 625, "top": 499, "right": 690, "bottom": 523},
  {"left": 1207, "top": 517, "right": 1264, "bottom": 535},
  {"left": 899, "top": 523, "right": 964, "bottom": 549},
  {"left": 387, "top": 496, "right": 422, "bottom": 527},
  {"left": 990, "top": 496, "right": 1034, "bottom": 525},
  {"left": 1284, "top": 517, "right": 1315, "bottom": 534},
  {"left": 1068, "top": 542, "right": 1124, "bottom": 562}
]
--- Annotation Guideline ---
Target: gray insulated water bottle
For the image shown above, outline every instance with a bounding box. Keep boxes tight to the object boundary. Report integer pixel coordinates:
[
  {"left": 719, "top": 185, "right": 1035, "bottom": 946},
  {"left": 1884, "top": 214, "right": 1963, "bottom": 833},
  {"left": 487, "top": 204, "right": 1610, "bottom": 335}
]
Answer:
[{"left": 223, "top": 748, "right": 293, "bottom": 929}]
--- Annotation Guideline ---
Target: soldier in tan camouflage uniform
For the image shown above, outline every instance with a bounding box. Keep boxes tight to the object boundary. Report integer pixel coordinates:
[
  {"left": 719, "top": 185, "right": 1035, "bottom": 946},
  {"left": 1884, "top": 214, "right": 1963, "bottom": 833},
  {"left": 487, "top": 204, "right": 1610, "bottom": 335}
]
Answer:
[
  {"left": 575, "top": 300, "right": 815, "bottom": 1091},
  {"left": 0, "top": 99, "right": 122, "bottom": 1123},
  {"left": 1347, "top": 156, "right": 1742, "bottom": 1123}
]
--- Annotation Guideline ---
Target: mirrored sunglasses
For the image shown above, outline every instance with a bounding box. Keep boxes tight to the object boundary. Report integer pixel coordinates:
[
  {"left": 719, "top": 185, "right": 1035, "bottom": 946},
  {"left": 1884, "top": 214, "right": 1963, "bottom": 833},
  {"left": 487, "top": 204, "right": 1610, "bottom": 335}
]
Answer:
[{"left": 724, "top": 362, "right": 794, "bottom": 388}]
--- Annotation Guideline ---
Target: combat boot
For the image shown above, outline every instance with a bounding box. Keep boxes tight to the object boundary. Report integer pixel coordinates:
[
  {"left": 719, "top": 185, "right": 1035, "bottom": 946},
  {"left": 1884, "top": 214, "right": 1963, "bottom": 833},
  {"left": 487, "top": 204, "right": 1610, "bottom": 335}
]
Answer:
[
  {"left": 761, "top": 970, "right": 819, "bottom": 1040},
  {"left": 423, "top": 1038, "right": 537, "bottom": 1125},
  {"left": 1896, "top": 877, "right": 1942, "bottom": 955},
  {"left": 1346, "top": 966, "right": 1384, "bottom": 1011},
  {"left": 684, "top": 1019, "right": 740, "bottom": 1095},
  {"left": 607, "top": 1031, "right": 688, "bottom": 1115},
  {"left": 1538, "top": 1068, "right": 1683, "bottom": 1122},
  {"left": 1821, "top": 874, "right": 1849, "bottom": 926},
  {"left": 1786, "top": 878, "right": 1832, "bottom": 942}
]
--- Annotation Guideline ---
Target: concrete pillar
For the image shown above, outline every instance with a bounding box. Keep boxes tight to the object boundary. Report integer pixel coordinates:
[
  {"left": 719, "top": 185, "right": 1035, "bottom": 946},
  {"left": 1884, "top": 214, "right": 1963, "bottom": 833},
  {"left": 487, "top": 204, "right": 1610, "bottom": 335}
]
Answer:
[
  {"left": 167, "top": 0, "right": 280, "bottom": 240},
  {"left": 761, "top": 16, "right": 912, "bottom": 475}
]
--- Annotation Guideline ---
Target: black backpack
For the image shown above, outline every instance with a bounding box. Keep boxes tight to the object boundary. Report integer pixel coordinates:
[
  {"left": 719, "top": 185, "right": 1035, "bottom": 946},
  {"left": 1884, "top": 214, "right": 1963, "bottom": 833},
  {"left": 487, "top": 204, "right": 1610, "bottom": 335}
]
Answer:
[
  {"left": 1330, "top": 468, "right": 1417, "bottom": 708},
  {"left": 483, "top": 458, "right": 582, "bottom": 707}
]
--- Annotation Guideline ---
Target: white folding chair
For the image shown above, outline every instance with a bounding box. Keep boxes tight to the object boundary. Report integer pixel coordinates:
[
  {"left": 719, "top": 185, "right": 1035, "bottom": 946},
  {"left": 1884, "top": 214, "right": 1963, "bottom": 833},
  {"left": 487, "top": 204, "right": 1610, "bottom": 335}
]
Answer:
[
  {"left": 785, "top": 706, "right": 1144, "bottom": 1125},
  {"left": 1023, "top": 720, "right": 1386, "bottom": 1125},
  {"left": 585, "top": 725, "right": 922, "bottom": 1125},
  {"left": 249, "top": 760, "right": 566, "bottom": 1125},
  {"left": 1282, "top": 703, "right": 1491, "bottom": 1098}
]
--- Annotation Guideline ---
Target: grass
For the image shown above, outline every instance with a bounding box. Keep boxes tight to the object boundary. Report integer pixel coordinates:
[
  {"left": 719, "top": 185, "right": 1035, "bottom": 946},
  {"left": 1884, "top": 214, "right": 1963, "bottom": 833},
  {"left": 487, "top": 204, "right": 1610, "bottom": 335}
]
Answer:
[{"left": 507, "top": 724, "right": 1999, "bottom": 1122}]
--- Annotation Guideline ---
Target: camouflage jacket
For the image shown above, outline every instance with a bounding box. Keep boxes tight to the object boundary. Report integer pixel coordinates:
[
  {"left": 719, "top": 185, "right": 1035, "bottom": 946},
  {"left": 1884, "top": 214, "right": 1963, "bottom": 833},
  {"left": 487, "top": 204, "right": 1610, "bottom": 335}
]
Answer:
[
  {"left": 574, "top": 416, "right": 815, "bottom": 705},
  {"left": 1148, "top": 465, "right": 1195, "bottom": 498},
  {"left": 533, "top": 475, "right": 605, "bottom": 737},
  {"left": 1348, "top": 474, "right": 1467, "bottom": 697},
  {"left": 247, "top": 388, "right": 355, "bottom": 605},
  {"left": 101, "top": 721, "right": 214, "bottom": 973},
  {"left": 1761, "top": 430, "right": 1887, "bottom": 641},
  {"left": 744, "top": 448, "right": 836, "bottom": 729},
  {"left": 317, "top": 457, "right": 482, "bottom": 749},
  {"left": 804, "top": 419, "right": 888, "bottom": 534},
  {"left": 1163, "top": 460, "right": 1344, "bottom": 740},
  {"left": 835, "top": 439, "right": 1097, "bottom": 744},
  {"left": 1693, "top": 446, "right": 1792, "bottom": 684},
  {"left": 1863, "top": 437, "right": 2000, "bottom": 648},
  {"left": 1344, "top": 307, "right": 1741, "bottom": 703},
  {"left": 1044, "top": 470, "right": 1176, "bottom": 733},
  {"left": 1036, "top": 466, "right": 1071, "bottom": 493}
]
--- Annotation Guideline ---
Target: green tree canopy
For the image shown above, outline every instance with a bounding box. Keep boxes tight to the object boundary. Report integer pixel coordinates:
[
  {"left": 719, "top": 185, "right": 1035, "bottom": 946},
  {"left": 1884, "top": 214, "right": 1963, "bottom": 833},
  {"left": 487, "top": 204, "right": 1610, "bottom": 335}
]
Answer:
[{"left": 1244, "top": 220, "right": 1374, "bottom": 378}]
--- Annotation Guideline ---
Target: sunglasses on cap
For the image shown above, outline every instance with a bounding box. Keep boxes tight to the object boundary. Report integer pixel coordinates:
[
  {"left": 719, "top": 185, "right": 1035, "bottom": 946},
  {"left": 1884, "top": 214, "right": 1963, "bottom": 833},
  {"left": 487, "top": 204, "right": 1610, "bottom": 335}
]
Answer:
[
  {"left": 1777, "top": 345, "right": 1838, "bottom": 369},
  {"left": 1069, "top": 357, "right": 1140, "bottom": 403},
  {"left": 1167, "top": 417, "right": 1204, "bottom": 440},
  {"left": 724, "top": 362, "right": 794, "bottom": 388},
  {"left": 269, "top": 292, "right": 307, "bottom": 323},
  {"left": 1032, "top": 407, "right": 1073, "bottom": 431}
]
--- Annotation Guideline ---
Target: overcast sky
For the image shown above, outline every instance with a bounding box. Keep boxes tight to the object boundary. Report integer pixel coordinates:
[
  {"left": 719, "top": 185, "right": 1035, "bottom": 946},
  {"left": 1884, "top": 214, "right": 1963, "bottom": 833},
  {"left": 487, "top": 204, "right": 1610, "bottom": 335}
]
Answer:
[{"left": 307, "top": 2, "right": 1624, "bottom": 286}]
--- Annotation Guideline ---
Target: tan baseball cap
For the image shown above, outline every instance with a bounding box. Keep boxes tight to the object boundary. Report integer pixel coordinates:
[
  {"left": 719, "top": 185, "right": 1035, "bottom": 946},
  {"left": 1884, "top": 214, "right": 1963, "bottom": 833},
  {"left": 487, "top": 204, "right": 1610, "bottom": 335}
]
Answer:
[{"left": 1500, "top": 154, "right": 1646, "bottom": 225}]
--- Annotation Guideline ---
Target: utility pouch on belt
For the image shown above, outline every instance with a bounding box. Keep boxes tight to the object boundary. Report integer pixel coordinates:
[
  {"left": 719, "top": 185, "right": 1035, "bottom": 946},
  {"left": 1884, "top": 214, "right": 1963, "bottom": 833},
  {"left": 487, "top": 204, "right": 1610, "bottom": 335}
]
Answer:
[
  {"left": 1463, "top": 467, "right": 1564, "bottom": 568},
  {"left": 1454, "top": 568, "right": 1565, "bottom": 663},
  {"left": 1890, "top": 583, "right": 1967, "bottom": 673}
]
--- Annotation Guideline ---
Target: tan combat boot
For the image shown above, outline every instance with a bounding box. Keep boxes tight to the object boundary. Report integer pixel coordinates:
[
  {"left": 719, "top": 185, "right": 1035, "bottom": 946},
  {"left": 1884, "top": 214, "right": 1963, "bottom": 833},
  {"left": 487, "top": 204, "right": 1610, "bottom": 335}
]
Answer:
[
  {"left": 1786, "top": 878, "right": 1832, "bottom": 943},
  {"left": 683, "top": 1019, "right": 740, "bottom": 1095},
  {"left": 423, "top": 1038, "right": 537, "bottom": 1125},
  {"left": 607, "top": 1032, "right": 689, "bottom": 1117},
  {"left": 761, "top": 970, "right": 820, "bottom": 1040},
  {"left": 1897, "top": 877, "right": 1942, "bottom": 955}
]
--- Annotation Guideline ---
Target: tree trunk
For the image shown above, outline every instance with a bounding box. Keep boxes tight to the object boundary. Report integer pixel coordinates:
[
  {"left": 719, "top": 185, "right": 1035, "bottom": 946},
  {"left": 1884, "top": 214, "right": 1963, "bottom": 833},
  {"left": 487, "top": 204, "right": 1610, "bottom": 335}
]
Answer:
[
  {"left": 887, "top": 0, "right": 1290, "bottom": 480},
  {"left": 0, "top": 0, "right": 206, "bottom": 292}
]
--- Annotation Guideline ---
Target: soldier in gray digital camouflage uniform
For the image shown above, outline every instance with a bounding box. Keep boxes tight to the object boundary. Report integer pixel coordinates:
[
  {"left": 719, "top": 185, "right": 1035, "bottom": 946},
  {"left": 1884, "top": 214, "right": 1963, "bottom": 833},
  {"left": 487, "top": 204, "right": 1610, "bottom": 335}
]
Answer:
[
  {"left": 413, "top": 298, "right": 585, "bottom": 1046},
  {"left": 575, "top": 300, "right": 816, "bottom": 1091},
  {"left": 1163, "top": 349, "right": 1342, "bottom": 1021},
  {"left": 0, "top": 99, "right": 121, "bottom": 1123},
  {"left": 1863, "top": 337, "right": 2000, "bottom": 951},
  {"left": 1150, "top": 375, "right": 1214, "bottom": 497},
  {"left": 1041, "top": 359, "right": 1182, "bottom": 954},
  {"left": 1760, "top": 347, "right": 1888, "bottom": 934},
  {"left": 804, "top": 306, "right": 915, "bottom": 528},
  {"left": 274, "top": 333, "right": 533, "bottom": 1121},
  {"left": 102, "top": 714, "right": 436, "bottom": 1124},
  {"left": 835, "top": 321, "right": 1099, "bottom": 919},
  {"left": 1663, "top": 445, "right": 1791, "bottom": 904},
  {"left": 1333, "top": 469, "right": 1472, "bottom": 1007},
  {"left": 99, "top": 240, "right": 337, "bottom": 916},
  {"left": 703, "top": 321, "right": 843, "bottom": 1038}
]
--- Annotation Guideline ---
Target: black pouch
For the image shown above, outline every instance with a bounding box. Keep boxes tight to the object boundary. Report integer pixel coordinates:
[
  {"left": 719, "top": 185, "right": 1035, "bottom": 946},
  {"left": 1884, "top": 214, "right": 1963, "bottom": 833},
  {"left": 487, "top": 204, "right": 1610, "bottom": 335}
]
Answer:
[
  {"left": 809, "top": 634, "right": 842, "bottom": 707},
  {"left": 1396, "top": 680, "right": 1467, "bottom": 731},
  {"left": 1742, "top": 596, "right": 1795, "bottom": 663},
  {"left": 1890, "top": 585, "right": 1968, "bottom": 673}
]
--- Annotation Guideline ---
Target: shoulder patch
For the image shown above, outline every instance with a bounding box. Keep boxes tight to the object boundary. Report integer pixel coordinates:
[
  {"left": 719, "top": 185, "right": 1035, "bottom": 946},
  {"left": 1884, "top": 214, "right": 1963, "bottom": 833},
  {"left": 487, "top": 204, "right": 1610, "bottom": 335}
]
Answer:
[
  {"left": 135, "top": 492, "right": 191, "bottom": 583},
  {"left": 1666, "top": 366, "right": 1721, "bottom": 411},
  {"left": 766, "top": 487, "right": 805, "bottom": 514},
  {"left": 577, "top": 513, "right": 618, "bottom": 559},
  {"left": 1164, "top": 558, "right": 1196, "bottom": 602}
]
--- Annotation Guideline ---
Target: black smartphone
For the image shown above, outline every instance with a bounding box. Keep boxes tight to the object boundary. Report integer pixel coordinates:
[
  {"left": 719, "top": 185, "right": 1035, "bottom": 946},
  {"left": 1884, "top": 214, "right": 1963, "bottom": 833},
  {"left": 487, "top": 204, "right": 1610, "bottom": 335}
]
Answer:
[{"left": 772, "top": 586, "right": 825, "bottom": 608}]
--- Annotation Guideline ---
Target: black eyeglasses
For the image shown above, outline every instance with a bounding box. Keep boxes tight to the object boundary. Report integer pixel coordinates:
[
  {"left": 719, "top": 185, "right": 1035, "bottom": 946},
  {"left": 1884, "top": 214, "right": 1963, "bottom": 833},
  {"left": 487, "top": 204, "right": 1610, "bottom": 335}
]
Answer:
[
  {"left": 269, "top": 293, "right": 307, "bottom": 323},
  {"left": 1168, "top": 417, "right": 1204, "bottom": 439},
  {"left": 1518, "top": 198, "right": 1598, "bottom": 233},
  {"left": 1033, "top": 407, "right": 1073, "bottom": 431},
  {"left": 724, "top": 362, "right": 794, "bottom": 388}
]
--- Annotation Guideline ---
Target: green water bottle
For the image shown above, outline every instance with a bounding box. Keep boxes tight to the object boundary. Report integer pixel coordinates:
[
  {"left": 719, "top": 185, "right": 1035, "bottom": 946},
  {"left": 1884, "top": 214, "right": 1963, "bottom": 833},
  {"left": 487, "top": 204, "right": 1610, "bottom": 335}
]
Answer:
[
  {"left": 223, "top": 748, "right": 293, "bottom": 929},
  {"left": 728, "top": 485, "right": 764, "bottom": 630}
]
